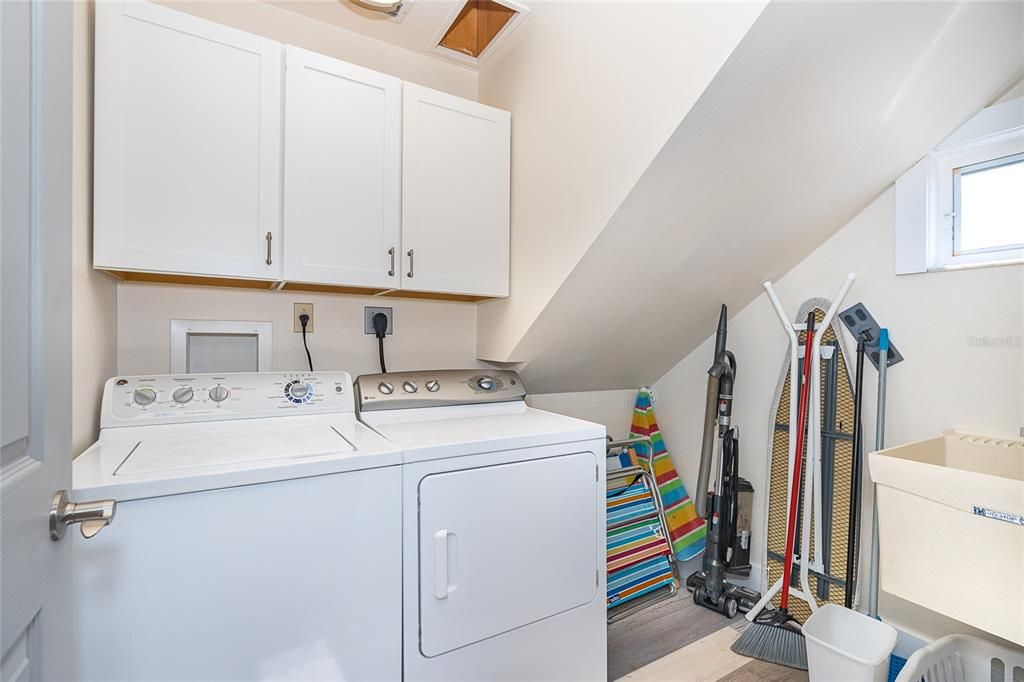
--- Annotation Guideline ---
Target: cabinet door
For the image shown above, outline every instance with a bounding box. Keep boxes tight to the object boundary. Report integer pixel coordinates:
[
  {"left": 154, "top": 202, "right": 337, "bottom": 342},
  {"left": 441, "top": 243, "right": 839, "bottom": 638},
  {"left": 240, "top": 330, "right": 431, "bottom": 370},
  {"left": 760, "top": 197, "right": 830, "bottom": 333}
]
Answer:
[
  {"left": 402, "top": 84, "right": 510, "bottom": 297},
  {"left": 93, "top": 1, "right": 283, "bottom": 280},
  {"left": 283, "top": 47, "right": 401, "bottom": 288}
]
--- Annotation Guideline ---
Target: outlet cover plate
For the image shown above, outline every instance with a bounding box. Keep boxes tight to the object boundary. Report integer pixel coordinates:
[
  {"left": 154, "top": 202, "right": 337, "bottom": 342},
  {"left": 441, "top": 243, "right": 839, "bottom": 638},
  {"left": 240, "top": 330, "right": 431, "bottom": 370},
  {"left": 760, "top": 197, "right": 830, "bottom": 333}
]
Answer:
[
  {"left": 293, "top": 303, "right": 314, "bottom": 333},
  {"left": 364, "top": 307, "right": 393, "bottom": 335}
]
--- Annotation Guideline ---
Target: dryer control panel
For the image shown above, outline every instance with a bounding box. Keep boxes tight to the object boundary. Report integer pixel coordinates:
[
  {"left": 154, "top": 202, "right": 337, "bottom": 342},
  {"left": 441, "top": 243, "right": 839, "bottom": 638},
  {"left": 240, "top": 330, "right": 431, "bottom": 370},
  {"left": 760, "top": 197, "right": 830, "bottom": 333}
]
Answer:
[
  {"left": 356, "top": 369, "right": 526, "bottom": 411},
  {"left": 102, "top": 372, "right": 354, "bottom": 428}
]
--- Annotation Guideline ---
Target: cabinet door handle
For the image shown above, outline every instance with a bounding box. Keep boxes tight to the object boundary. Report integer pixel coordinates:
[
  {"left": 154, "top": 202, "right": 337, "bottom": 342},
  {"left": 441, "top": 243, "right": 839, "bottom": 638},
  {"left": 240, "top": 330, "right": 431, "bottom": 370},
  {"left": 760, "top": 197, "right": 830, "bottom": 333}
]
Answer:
[
  {"left": 407, "top": 249, "right": 414, "bottom": 278},
  {"left": 265, "top": 232, "right": 273, "bottom": 266},
  {"left": 388, "top": 247, "right": 395, "bottom": 277}
]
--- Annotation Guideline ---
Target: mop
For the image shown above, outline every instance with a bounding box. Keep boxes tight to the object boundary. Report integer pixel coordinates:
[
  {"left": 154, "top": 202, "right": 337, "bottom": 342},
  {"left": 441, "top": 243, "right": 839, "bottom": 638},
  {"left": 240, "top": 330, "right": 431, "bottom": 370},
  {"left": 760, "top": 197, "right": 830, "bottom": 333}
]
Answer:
[
  {"left": 836, "top": 304, "right": 905, "bottom": 679},
  {"left": 733, "top": 274, "right": 856, "bottom": 669}
]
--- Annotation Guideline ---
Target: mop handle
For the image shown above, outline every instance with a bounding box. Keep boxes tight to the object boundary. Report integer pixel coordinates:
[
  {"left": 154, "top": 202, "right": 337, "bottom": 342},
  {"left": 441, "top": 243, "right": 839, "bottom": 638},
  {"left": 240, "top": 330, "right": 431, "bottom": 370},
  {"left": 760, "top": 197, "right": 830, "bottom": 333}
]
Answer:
[
  {"left": 780, "top": 313, "right": 815, "bottom": 611},
  {"left": 867, "top": 328, "right": 889, "bottom": 618}
]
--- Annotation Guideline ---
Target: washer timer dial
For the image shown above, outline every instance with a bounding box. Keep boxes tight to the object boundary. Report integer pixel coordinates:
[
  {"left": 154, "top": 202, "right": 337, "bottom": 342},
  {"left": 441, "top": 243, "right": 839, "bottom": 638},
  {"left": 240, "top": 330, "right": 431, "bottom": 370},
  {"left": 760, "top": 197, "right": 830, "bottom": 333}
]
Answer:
[{"left": 285, "top": 380, "right": 313, "bottom": 404}]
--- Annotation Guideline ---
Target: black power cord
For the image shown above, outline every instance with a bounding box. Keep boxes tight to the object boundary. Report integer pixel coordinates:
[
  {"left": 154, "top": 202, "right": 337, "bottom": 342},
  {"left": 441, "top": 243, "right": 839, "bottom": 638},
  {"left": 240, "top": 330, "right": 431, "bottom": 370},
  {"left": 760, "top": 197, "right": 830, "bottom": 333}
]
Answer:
[
  {"left": 372, "top": 312, "right": 388, "bottom": 373},
  {"left": 299, "top": 313, "right": 313, "bottom": 371}
]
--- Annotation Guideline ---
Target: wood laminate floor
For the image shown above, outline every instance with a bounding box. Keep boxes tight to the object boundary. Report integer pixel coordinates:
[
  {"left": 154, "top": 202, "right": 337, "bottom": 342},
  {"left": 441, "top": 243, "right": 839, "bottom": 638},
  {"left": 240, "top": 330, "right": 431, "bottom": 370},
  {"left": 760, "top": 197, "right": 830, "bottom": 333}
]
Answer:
[{"left": 609, "top": 591, "right": 809, "bottom": 682}]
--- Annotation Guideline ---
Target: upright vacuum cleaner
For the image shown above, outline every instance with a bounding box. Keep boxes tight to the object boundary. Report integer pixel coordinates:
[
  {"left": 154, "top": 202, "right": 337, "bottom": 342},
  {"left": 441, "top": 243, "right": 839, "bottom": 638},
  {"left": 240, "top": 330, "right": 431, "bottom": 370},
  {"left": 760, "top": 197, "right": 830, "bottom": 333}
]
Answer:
[{"left": 686, "top": 305, "right": 762, "bottom": 617}]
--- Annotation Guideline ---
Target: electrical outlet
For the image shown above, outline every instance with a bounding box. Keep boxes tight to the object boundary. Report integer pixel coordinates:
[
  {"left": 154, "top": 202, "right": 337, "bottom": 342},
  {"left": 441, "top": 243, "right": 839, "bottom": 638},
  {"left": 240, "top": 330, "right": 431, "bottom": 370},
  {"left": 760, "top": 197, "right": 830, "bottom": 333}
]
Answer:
[
  {"left": 364, "top": 307, "right": 393, "bottom": 335},
  {"left": 293, "top": 303, "right": 314, "bottom": 333}
]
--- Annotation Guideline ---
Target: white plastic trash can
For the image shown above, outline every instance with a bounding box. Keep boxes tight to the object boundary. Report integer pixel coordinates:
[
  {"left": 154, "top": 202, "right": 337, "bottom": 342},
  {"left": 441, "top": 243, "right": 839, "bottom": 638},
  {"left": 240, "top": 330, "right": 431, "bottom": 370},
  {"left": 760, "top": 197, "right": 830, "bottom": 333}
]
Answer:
[{"left": 803, "top": 604, "right": 897, "bottom": 682}]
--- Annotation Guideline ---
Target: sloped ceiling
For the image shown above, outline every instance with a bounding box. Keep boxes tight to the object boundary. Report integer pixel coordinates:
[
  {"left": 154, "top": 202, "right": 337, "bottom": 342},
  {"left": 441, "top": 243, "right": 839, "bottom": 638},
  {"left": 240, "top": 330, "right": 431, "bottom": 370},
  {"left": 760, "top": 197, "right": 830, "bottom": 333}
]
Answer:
[{"left": 480, "top": 1, "right": 1024, "bottom": 393}]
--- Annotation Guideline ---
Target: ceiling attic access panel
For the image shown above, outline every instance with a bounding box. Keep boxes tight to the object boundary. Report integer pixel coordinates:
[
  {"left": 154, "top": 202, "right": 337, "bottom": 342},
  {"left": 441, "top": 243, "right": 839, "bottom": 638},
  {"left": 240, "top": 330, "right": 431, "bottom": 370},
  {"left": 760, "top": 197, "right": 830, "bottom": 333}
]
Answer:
[{"left": 433, "top": 0, "right": 528, "bottom": 65}]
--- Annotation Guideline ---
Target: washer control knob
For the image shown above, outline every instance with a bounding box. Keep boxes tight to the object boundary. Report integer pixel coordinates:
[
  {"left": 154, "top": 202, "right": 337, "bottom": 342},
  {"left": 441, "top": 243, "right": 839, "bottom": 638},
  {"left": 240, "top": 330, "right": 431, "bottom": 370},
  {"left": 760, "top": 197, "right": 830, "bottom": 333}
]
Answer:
[
  {"left": 402, "top": 381, "right": 418, "bottom": 394},
  {"left": 171, "top": 387, "right": 194, "bottom": 404},
  {"left": 476, "top": 377, "right": 495, "bottom": 391},
  {"left": 208, "top": 385, "right": 230, "bottom": 403},
  {"left": 378, "top": 382, "right": 394, "bottom": 395},
  {"left": 133, "top": 387, "right": 157, "bottom": 406},
  {"left": 426, "top": 379, "right": 440, "bottom": 392},
  {"left": 288, "top": 382, "right": 310, "bottom": 400}
]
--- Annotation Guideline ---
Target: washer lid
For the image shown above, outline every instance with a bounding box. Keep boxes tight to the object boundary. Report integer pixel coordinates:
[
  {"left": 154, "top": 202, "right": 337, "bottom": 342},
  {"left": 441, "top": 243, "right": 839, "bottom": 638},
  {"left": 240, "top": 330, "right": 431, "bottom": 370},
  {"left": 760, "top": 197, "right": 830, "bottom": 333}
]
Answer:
[
  {"left": 74, "top": 414, "right": 402, "bottom": 501},
  {"left": 116, "top": 424, "right": 354, "bottom": 476}
]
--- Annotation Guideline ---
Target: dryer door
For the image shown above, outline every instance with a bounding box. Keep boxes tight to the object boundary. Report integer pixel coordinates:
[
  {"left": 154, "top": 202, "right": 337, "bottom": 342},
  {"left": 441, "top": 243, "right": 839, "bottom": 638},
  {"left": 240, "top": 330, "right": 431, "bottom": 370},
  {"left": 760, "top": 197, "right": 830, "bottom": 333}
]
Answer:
[{"left": 417, "top": 451, "right": 599, "bottom": 657}]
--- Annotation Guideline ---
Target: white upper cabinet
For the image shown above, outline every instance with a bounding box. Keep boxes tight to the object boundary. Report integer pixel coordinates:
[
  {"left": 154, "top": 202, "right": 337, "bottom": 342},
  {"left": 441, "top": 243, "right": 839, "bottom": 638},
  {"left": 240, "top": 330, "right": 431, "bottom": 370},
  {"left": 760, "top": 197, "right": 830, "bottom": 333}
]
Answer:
[
  {"left": 283, "top": 47, "right": 402, "bottom": 289},
  {"left": 93, "top": 1, "right": 283, "bottom": 280},
  {"left": 93, "top": 2, "right": 511, "bottom": 299},
  {"left": 401, "top": 84, "right": 511, "bottom": 298}
]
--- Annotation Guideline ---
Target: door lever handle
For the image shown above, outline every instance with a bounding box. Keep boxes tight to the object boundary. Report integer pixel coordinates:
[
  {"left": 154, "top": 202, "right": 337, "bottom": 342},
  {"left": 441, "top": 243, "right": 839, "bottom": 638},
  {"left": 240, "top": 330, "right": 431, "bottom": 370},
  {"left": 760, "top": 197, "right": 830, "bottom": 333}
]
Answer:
[{"left": 50, "top": 490, "right": 116, "bottom": 540}]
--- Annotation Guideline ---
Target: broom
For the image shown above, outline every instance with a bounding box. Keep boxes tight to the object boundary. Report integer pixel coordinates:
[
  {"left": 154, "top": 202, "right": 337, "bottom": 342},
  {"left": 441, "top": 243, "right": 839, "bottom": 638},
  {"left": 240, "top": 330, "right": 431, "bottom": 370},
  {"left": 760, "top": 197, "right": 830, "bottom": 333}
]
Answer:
[{"left": 731, "top": 312, "right": 816, "bottom": 670}]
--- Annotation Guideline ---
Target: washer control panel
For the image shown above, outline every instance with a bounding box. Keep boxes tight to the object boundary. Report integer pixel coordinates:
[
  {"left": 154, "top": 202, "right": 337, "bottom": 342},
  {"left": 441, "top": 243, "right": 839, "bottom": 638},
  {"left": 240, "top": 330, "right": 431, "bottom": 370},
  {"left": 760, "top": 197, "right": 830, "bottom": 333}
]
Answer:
[
  {"left": 356, "top": 369, "right": 526, "bottom": 412},
  {"left": 102, "top": 372, "right": 353, "bottom": 428}
]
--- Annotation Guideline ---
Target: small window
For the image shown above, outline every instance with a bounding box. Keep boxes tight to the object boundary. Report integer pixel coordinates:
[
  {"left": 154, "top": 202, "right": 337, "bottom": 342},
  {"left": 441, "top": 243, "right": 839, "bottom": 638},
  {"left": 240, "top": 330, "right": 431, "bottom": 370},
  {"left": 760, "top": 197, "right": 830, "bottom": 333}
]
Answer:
[
  {"left": 953, "top": 152, "right": 1024, "bottom": 255},
  {"left": 895, "top": 94, "right": 1024, "bottom": 274}
]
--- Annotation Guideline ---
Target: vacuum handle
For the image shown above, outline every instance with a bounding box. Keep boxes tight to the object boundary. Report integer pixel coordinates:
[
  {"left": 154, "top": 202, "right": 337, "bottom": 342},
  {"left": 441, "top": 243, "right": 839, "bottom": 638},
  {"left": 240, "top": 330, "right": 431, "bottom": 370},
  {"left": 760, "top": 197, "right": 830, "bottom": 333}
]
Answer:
[{"left": 695, "top": 374, "right": 720, "bottom": 519}]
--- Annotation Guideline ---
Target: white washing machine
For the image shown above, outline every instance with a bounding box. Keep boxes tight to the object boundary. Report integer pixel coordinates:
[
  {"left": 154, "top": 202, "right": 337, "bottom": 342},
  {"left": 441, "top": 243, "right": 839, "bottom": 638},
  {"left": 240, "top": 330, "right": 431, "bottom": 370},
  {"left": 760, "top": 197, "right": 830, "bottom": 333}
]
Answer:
[
  {"left": 356, "top": 370, "right": 607, "bottom": 682},
  {"left": 73, "top": 371, "right": 403, "bottom": 682}
]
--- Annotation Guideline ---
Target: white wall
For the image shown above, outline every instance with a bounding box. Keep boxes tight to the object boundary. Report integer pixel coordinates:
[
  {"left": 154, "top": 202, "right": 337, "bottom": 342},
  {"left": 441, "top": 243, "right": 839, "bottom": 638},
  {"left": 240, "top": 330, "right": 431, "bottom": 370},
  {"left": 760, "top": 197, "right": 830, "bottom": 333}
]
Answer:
[
  {"left": 72, "top": 1, "right": 118, "bottom": 455},
  {"left": 527, "top": 389, "right": 636, "bottom": 441},
  {"left": 160, "top": 0, "right": 477, "bottom": 99},
  {"left": 651, "top": 186, "right": 1023, "bottom": 647},
  {"left": 117, "top": 283, "right": 483, "bottom": 377},
  {"left": 475, "top": 1, "right": 766, "bottom": 361}
]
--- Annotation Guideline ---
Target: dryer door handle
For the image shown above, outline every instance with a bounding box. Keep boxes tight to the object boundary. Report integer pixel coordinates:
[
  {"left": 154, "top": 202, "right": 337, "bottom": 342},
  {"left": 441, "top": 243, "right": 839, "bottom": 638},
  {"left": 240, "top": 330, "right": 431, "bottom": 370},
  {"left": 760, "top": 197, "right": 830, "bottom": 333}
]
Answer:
[{"left": 433, "top": 528, "right": 450, "bottom": 600}]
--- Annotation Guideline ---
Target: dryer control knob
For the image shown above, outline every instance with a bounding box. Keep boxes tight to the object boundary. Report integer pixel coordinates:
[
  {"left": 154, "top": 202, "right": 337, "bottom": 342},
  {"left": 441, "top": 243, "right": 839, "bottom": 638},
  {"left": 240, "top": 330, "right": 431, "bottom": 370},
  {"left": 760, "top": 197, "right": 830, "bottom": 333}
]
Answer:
[
  {"left": 378, "top": 382, "right": 394, "bottom": 395},
  {"left": 172, "top": 386, "right": 194, "bottom": 404},
  {"left": 133, "top": 387, "right": 157, "bottom": 406},
  {"left": 476, "top": 377, "right": 495, "bottom": 391},
  {"left": 288, "top": 382, "right": 310, "bottom": 400},
  {"left": 426, "top": 380, "right": 440, "bottom": 392},
  {"left": 402, "top": 381, "right": 418, "bottom": 393},
  {"left": 208, "top": 385, "right": 230, "bottom": 403}
]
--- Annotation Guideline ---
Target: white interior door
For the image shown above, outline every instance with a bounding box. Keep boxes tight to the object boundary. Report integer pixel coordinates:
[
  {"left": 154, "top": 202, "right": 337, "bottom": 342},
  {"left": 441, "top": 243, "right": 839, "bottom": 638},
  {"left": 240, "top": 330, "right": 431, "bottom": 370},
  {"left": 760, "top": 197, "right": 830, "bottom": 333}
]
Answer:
[
  {"left": 417, "top": 452, "right": 599, "bottom": 657},
  {"left": 93, "top": 0, "right": 283, "bottom": 280},
  {"left": 283, "top": 46, "right": 401, "bottom": 289},
  {"left": 401, "top": 83, "right": 510, "bottom": 297},
  {"left": 1, "top": 1, "right": 76, "bottom": 678}
]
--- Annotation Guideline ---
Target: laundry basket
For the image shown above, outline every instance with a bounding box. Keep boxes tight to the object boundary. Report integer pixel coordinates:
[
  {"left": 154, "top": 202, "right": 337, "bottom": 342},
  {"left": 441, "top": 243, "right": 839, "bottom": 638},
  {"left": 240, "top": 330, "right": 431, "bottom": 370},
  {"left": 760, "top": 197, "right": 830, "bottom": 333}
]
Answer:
[
  {"left": 869, "top": 431, "right": 1023, "bottom": 645},
  {"left": 894, "top": 634, "right": 1024, "bottom": 682}
]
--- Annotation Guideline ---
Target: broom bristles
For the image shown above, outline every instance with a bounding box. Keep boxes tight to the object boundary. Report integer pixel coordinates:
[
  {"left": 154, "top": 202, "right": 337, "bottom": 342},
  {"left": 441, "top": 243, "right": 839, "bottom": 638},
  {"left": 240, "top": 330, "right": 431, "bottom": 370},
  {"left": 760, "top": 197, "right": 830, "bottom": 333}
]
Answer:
[{"left": 730, "top": 615, "right": 808, "bottom": 670}]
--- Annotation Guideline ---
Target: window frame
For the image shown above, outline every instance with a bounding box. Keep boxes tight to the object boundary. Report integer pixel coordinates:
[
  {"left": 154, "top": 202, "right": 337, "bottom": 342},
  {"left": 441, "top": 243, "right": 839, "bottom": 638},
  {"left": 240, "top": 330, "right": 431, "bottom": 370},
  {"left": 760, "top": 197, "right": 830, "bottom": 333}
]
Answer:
[
  {"left": 894, "top": 94, "right": 1024, "bottom": 275},
  {"left": 934, "top": 135, "right": 1024, "bottom": 269}
]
